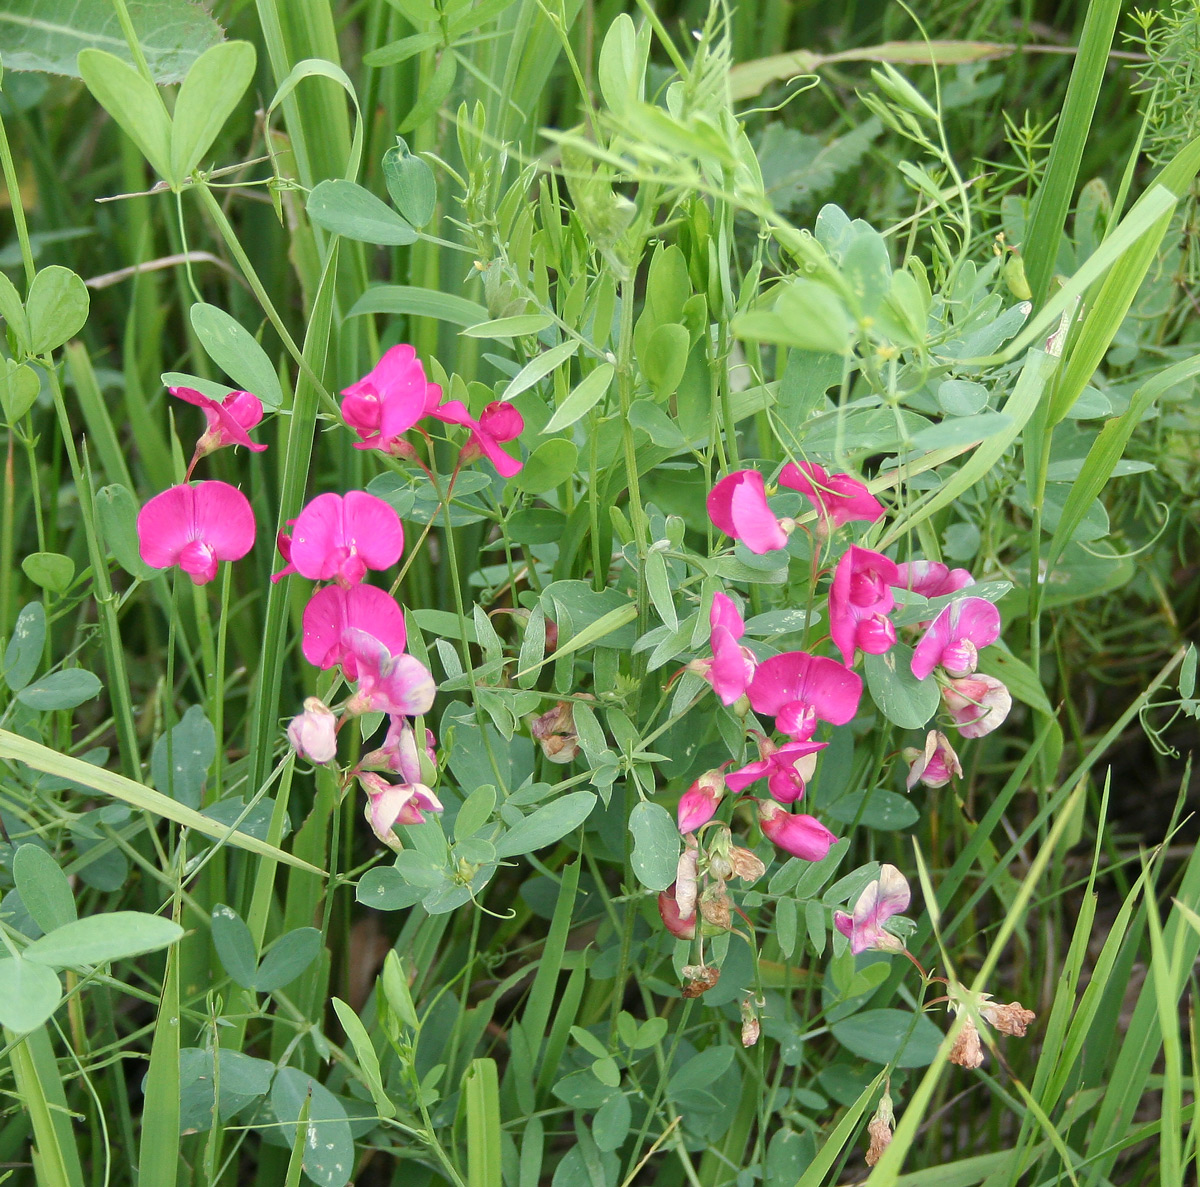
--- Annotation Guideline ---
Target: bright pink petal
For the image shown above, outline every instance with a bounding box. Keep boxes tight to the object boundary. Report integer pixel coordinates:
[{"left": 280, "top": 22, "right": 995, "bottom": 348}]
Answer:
[
  {"left": 343, "top": 491, "right": 404, "bottom": 569},
  {"left": 190, "top": 482, "right": 256, "bottom": 561},
  {"left": 747, "top": 652, "right": 862, "bottom": 726},
  {"left": 759, "top": 802, "right": 837, "bottom": 861},
  {"left": 780, "top": 461, "right": 883, "bottom": 528},
  {"left": 911, "top": 597, "right": 1001, "bottom": 680},
  {"left": 707, "top": 472, "right": 788, "bottom": 553},
  {"left": 708, "top": 627, "right": 755, "bottom": 705},
  {"left": 893, "top": 561, "right": 975, "bottom": 598},
  {"left": 301, "top": 585, "right": 408, "bottom": 673},
  {"left": 137, "top": 484, "right": 198, "bottom": 569},
  {"left": 709, "top": 592, "right": 744, "bottom": 639},
  {"left": 480, "top": 401, "right": 523, "bottom": 443},
  {"left": 828, "top": 546, "right": 899, "bottom": 665}
]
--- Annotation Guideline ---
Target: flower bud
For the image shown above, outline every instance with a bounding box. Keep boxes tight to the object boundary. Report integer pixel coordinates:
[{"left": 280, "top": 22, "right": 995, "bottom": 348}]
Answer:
[
  {"left": 677, "top": 769, "right": 725, "bottom": 833},
  {"left": 658, "top": 882, "right": 697, "bottom": 939},
  {"left": 758, "top": 799, "right": 838, "bottom": 861},
  {"left": 287, "top": 697, "right": 338, "bottom": 764},
  {"left": 904, "top": 730, "right": 962, "bottom": 790}
]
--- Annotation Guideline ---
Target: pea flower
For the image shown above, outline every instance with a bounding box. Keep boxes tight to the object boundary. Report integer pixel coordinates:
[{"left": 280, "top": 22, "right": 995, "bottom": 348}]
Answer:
[
  {"left": 828, "top": 545, "right": 899, "bottom": 665},
  {"left": 947, "top": 989, "right": 1036, "bottom": 1068},
  {"left": 746, "top": 651, "right": 862, "bottom": 740},
  {"left": 757, "top": 800, "right": 838, "bottom": 861},
  {"left": 893, "top": 560, "right": 974, "bottom": 599},
  {"left": 677, "top": 769, "right": 725, "bottom": 833},
  {"left": 342, "top": 343, "right": 443, "bottom": 456},
  {"left": 690, "top": 592, "right": 757, "bottom": 705},
  {"left": 361, "top": 717, "right": 437, "bottom": 781},
  {"left": 137, "top": 481, "right": 256, "bottom": 585},
  {"left": 171, "top": 385, "right": 268, "bottom": 469},
  {"left": 726, "top": 734, "right": 826, "bottom": 804},
  {"left": 911, "top": 597, "right": 1001, "bottom": 680},
  {"left": 287, "top": 697, "right": 338, "bottom": 764},
  {"left": 301, "top": 584, "right": 409, "bottom": 678},
  {"left": 285, "top": 491, "right": 404, "bottom": 587},
  {"left": 358, "top": 771, "right": 443, "bottom": 848},
  {"left": 433, "top": 400, "right": 524, "bottom": 477},
  {"left": 658, "top": 885, "right": 697, "bottom": 939},
  {"left": 779, "top": 460, "right": 884, "bottom": 534},
  {"left": 941, "top": 673, "right": 1012, "bottom": 738},
  {"left": 904, "top": 730, "right": 962, "bottom": 789},
  {"left": 833, "top": 864, "right": 910, "bottom": 953},
  {"left": 342, "top": 629, "right": 436, "bottom": 718},
  {"left": 865, "top": 1092, "right": 895, "bottom": 1167},
  {"left": 707, "top": 471, "right": 790, "bottom": 554},
  {"left": 529, "top": 701, "right": 581, "bottom": 764}
]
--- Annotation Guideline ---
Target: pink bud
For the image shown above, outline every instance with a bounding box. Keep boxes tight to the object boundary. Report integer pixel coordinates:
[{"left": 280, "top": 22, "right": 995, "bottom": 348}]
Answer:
[
  {"left": 941, "top": 674, "right": 1012, "bottom": 738},
  {"left": 658, "top": 882, "right": 697, "bottom": 939},
  {"left": 758, "top": 800, "right": 838, "bottom": 861},
  {"left": 287, "top": 697, "right": 338, "bottom": 764},
  {"left": 677, "top": 769, "right": 725, "bottom": 833},
  {"left": 707, "top": 471, "right": 789, "bottom": 553}
]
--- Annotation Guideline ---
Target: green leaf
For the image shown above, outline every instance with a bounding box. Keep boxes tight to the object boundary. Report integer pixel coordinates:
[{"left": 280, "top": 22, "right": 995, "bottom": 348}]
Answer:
[
  {"left": 831, "top": 1007, "right": 944, "bottom": 1068},
  {"left": 0, "top": 273, "right": 29, "bottom": 354},
  {"left": 96, "top": 483, "right": 156, "bottom": 579},
  {"left": 24, "top": 911, "right": 184, "bottom": 968},
  {"left": 170, "top": 41, "right": 256, "bottom": 180},
  {"left": 462, "top": 313, "right": 555, "bottom": 339},
  {"left": 356, "top": 866, "right": 423, "bottom": 910},
  {"left": 628, "top": 802, "right": 680, "bottom": 892},
  {"left": 863, "top": 646, "right": 939, "bottom": 729},
  {"left": 21, "top": 551, "right": 74, "bottom": 594},
  {"left": 347, "top": 285, "right": 487, "bottom": 327},
  {"left": 0, "top": 957, "right": 61, "bottom": 1031},
  {"left": 397, "top": 50, "right": 456, "bottom": 134},
  {"left": 331, "top": 998, "right": 396, "bottom": 1119},
  {"left": 0, "top": 361, "right": 39, "bottom": 421},
  {"left": 17, "top": 668, "right": 101, "bottom": 711},
  {"left": 3, "top": 601, "right": 45, "bottom": 692},
  {"left": 552, "top": 1069, "right": 616, "bottom": 1109},
  {"left": 827, "top": 789, "right": 920, "bottom": 831},
  {"left": 494, "top": 791, "right": 597, "bottom": 858},
  {"left": 455, "top": 785, "right": 497, "bottom": 843},
  {"left": 666, "top": 1046, "right": 735, "bottom": 1097},
  {"left": 907, "top": 412, "right": 1011, "bottom": 453},
  {"left": 1182, "top": 646, "right": 1197, "bottom": 701},
  {"left": 543, "top": 363, "right": 614, "bottom": 433},
  {"left": 253, "top": 928, "right": 321, "bottom": 992},
  {"left": 0, "top": 0, "right": 223, "bottom": 83},
  {"left": 77, "top": 49, "right": 173, "bottom": 182},
  {"left": 639, "top": 323, "right": 689, "bottom": 399},
  {"left": 733, "top": 278, "right": 853, "bottom": 355},
  {"left": 307, "top": 178, "right": 418, "bottom": 245},
  {"left": 363, "top": 31, "right": 440, "bottom": 68},
  {"left": 25, "top": 266, "right": 89, "bottom": 354},
  {"left": 511, "top": 438, "right": 577, "bottom": 494},
  {"left": 776, "top": 896, "right": 798, "bottom": 960},
  {"left": 382, "top": 137, "right": 436, "bottom": 227},
  {"left": 270, "top": 1068, "right": 354, "bottom": 1187},
  {"left": 13, "top": 845, "right": 76, "bottom": 934},
  {"left": 151, "top": 705, "right": 216, "bottom": 810},
  {"left": 502, "top": 340, "right": 579, "bottom": 402},
  {"left": 211, "top": 903, "right": 257, "bottom": 989},
  {"left": 178, "top": 1047, "right": 274, "bottom": 1133},
  {"left": 592, "top": 1093, "right": 631, "bottom": 1152},
  {"left": 189, "top": 302, "right": 284, "bottom": 411}
]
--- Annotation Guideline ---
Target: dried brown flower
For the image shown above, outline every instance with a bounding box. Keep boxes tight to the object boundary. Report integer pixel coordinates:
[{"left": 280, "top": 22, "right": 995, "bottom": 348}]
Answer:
[
  {"left": 982, "top": 1000, "right": 1036, "bottom": 1037},
  {"left": 949, "top": 1019, "right": 985, "bottom": 1069}
]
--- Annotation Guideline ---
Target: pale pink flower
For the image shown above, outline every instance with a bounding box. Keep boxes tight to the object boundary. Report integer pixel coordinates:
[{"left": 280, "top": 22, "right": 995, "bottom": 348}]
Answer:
[
  {"left": 726, "top": 734, "right": 826, "bottom": 804},
  {"left": 529, "top": 701, "right": 581, "bottom": 764},
  {"left": 779, "top": 460, "right": 883, "bottom": 533},
  {"left": 137, "top": 481, "right": 256, "bottom": 585},
  {"left": 658, "top": 881, "right": 697, "bottom": 939},
  {"left": 833, "top": 864, "right": 910, "bottom": 953},
  {"left": 904, "top": 730, "right": 962, "bottom": 789},
  {"left": 758, "top": 800, "right": 838, "bottom": 861},
  {"left": 746, "top": 651, "right": 862, "bottom": 740},
  {"left": 358, "top": 771, "right": 443, "bottom": 848},
  {"left": 300, "top": 584, "right": 409, "bottom": 678},
  {"left": 677, "top": 769, "right": 725, "bottom": 833},
  {"left": 911, "top": 597, "right": 1001, "bottom": 680},
  {"left": 361, "top": 716, "right": 436, "bottom": 781},
  {"left": 287, "top": 697, "right": 338, "bottom": 764},
  {"left": 431, "top": 399, "right": 524, "bottom": 477},
  {"left": 171, "top": 386, "right": 268, "bottom": 460},
  {"left": 287, "top": 491, "right": 405, "bottom": 588},
  {"left": 342, "top": 344, "right": 443, "bottom": 455},
  {"left": 941, "top": 673, "right": 1012, "bottom": 738},
  {"left": 828, "top": 546, "right": 899, "bottom": 665},
  {"left": 343, "top": 629, "right": 436, "bottom": 718},
  {"left": 707, "top": 471, "right": 789, "bottom": 554}
]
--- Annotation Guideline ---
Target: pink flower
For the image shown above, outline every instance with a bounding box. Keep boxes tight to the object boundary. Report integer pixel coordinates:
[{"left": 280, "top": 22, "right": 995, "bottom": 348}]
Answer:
[
  {"left": 828, "top": 546, "right": 899, "bottom": 665},
  {"left": 343, "top": 629, "right": 436, "bottom": 718},
  {"left": 779, "top": 461, "right": 883, "bottom": 533},
  {"left": 904, "top": 730, "right": 962, "bottom": 789},
  {"left": 726, "top": 734, "right": 826, "bottom": 804},
  {"left": 287, "top": 697, "right": 338, "bottom": 764},
  {"left": 677, "top": 769, "right": 725, "bottom": 833},
  {"left": 301, "top": 584, "right": 409, "bottom": 678},
  {"left": 707, "top": 471, "right": 789, "bottom": 554},
  {"left": 362, "top": 716, "right": 436, "bottom": 781},
  {"left": 893, "top": 560, "right": 974, "bottom": 599},
  {"left": 658, "top": 882, "right": 697, "bottom": 939},
  {"left": 432, "top": 399, "right": 524, "bottom": 477},
  {"left": 342, "top": 344, "right": 443, "bottom": 456},
  {"left": 911, "top": 597, "right": 1001, "bottom": 680},
  {"left": 171, "top": 386, "right": 268, "bottom": 459},
  {"left": 358, "top": 771, "right": 443, "bottom": 848},
  {"left": 758, "top": 800, "right": 838, "bottom": 861},
  {"left": 941, "top": 674, "right": 1012, "bottom": 738},
  {"left": 689, "top": 593, "right": 757, "bottom": 705},
  {"left": 833, "top": 864, "right": 910, "bottom": 953},
  {"left": 137, "top": 481, "right": 256, "bottom": 585},
  {"left": 287, "top": 491, "right": 404, "bottom": 588},
  {"left": 746, "top": 651, "right": 863, "bottom": 740},
  {"left": 270, "top": 526, "right": 297, "bottom": 584}
]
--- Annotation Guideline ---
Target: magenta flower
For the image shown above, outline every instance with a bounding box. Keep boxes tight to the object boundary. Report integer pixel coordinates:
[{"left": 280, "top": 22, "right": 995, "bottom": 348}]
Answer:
[
  {"left": 342, "top": 629, "right": 436, "bottom": 719},
  {"left": 362, "top": 716, "right": 436, "bottom": 781},
  {"left": 171, "top": 386, "right": 268, "bottom": 463},
  {"left": 137, "top": 481, "right": 256, "bottom": 585},
  {"left": 828, "top": 546, "right": 900, "bottom": 665},
  {"left": 942, "top": 674, "right": 1012, "bottom": 738},
  {"left": 358, "top": 771, "right": 443, "bottom": 848},
  {"left": 893, "top": 560, "right": 974, "bottom": 599},
  {"left": 726, "top": 734, "right": 827, "bottom": 804},
  {"left": 707, "top": 471, "right": 789, "bottom": 554},
  {"left": 911, "top": 597, "right": 1001, "bottom": 680},
  {"left": 677, "top": 769, "right": 725, "bottom": 833},
  {"left": 746, "top": 651, "right": 863, "bottom": 740},
  {"left": 432, "top": 399, "right": 524, "bottom": 477},
  {"left": 342, "top": 344, "right": 443, "bottom": 456},
  {"left": 287, "top": 697, "right": 338, "bottom": 764},
  {"left": 286, "top": 491, "right": 405, "bottom": 588},
  {"left": 779, "top": 461, "right": 883, "bottom": 534},
  {"left": 690, "top": 593, "right": 757, "bottom": 705},
  {"left": 301, "top": 584, "right": 409, "bottom": 677},
  {"left": 270, "top": 526, "right": 297, "bottom": 584},
  {"left": 833, "top": 864, "right": 910, "bottom": 953},
  {"left": 758, "top": 800, "right": 838, "bottom": 861}
]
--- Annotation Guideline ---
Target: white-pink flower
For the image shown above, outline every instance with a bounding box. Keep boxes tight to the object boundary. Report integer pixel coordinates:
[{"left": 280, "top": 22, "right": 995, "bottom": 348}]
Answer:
[{"left": 833, "top": 864, "right": 910, "bottom": 953}]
